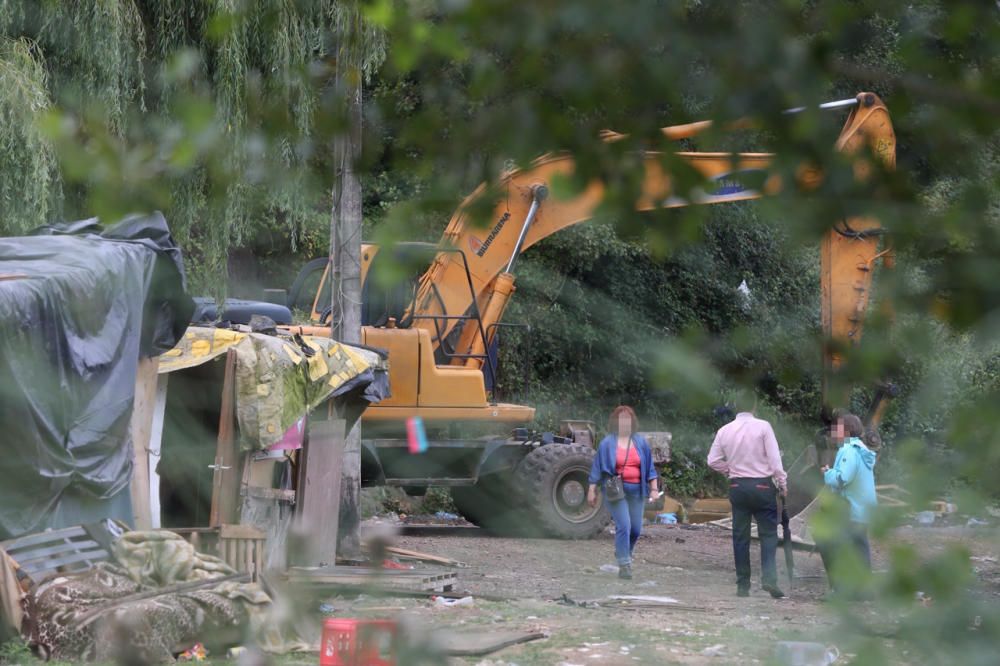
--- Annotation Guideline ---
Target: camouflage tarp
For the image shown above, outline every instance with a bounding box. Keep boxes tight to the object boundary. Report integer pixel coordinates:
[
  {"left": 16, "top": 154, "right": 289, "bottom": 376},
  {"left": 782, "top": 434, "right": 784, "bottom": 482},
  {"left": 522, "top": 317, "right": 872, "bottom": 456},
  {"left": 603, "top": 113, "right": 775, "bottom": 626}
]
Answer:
[{"left": 157, "top": 326, "right": 388, "bottom": 451}]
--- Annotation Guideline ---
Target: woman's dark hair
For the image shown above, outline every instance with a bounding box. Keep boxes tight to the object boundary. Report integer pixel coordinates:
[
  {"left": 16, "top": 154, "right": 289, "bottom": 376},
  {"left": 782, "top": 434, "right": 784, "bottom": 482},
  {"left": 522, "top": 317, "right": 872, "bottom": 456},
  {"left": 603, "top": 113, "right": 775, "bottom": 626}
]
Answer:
[
  {"left": 608, "top": 405, "right": 639, "bottom": 435},
  {"left": 834, "top": 410, "right": 864, "bottom": 438}
]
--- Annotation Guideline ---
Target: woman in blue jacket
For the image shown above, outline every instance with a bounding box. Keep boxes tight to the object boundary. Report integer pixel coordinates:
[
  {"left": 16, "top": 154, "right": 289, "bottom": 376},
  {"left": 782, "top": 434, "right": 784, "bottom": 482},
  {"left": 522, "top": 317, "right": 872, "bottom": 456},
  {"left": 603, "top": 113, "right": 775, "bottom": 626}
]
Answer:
[
  {"left": 818, "top": 410, "right": 877, "bottom": 596},
  {"left": 587, "top": 406, "right": 660, "bottom": 580}
]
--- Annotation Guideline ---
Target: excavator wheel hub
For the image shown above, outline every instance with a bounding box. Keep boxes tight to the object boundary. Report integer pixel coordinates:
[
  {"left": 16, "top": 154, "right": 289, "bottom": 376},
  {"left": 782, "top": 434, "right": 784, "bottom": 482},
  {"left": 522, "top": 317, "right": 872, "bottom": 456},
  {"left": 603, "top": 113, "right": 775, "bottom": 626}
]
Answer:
[
  {"left": 558, "top": 478, "right": 586, "bottom": 508},
  {"left": 551, "top": 468, "right": 600, "bottom": 524}
]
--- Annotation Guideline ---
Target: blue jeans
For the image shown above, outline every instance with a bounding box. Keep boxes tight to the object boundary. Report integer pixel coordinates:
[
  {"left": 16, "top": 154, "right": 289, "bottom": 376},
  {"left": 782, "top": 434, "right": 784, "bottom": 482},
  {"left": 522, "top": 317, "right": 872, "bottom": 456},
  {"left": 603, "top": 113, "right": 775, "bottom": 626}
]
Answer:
[
  {"left": 729, "top": 477, "right": 778, "bottom": 589},
  {"left": 608, "top": 482, "right": 645, "bottom": 565}
]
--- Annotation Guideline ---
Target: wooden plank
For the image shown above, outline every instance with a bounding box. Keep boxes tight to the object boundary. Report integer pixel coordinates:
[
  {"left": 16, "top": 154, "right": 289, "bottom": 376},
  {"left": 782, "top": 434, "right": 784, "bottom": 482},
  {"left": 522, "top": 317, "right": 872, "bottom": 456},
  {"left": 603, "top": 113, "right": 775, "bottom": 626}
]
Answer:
[
  {"left": 129, "top": 356, "right": 160, "bottom": 530},
  {"left": 294, "top": 418, "right": 346, "bottom": 566},
  {"left": 148, "top": 374, "right": 169, "bottom": 529},
  {"left": 219, "top": 524, "right": 266, "bottom": 540},
  {"left": 210, "top": 350, "right": 241, "bottom": 527},
  {"left": 285, "top": 565, "right": 457, "bottom": 592},
  {"left": 437, "top": 630, "right": 547, "bottom": 657},
  {"left": 20, "top": 549, "right": 109, "bottom": 574},
  {"left": 11, "top": 540, "right": 100, "bottom": 563},
  {"left": 381, "top": 546, "right": 468, "bottom": 568},
  {"left": 243, "top": 486, "right": 296, "bottom": 502},
  {"left": 1, "top": 527, "right": 86, "bottom": 551}
]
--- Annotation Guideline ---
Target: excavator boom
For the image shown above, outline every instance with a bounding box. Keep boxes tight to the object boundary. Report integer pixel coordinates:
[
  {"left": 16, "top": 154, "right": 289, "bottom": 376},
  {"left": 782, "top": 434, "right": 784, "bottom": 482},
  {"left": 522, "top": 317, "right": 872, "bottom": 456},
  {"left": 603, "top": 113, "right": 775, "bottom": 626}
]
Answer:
[{"left": 407, "top": 93, "right": 895, "bottom": 426}]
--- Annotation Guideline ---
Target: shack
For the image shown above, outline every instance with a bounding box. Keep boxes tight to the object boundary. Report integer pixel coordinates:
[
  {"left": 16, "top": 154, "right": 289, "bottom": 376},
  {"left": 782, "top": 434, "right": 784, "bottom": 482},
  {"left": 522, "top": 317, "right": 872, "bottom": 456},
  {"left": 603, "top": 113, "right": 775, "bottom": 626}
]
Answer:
[{"left": 0, "top": 214, "right": 389, "bottom": 642}]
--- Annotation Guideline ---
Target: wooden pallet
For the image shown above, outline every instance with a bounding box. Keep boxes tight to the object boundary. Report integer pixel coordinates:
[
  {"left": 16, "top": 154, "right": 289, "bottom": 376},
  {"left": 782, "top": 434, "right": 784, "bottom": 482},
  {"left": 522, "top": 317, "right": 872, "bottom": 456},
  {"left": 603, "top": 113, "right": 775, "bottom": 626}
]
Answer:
[
  {"left": 285, "top": 565, "right": 457, "bottom": 593},
  {"left": 0, "top": 520, "right": 125, "bottom": 588}
]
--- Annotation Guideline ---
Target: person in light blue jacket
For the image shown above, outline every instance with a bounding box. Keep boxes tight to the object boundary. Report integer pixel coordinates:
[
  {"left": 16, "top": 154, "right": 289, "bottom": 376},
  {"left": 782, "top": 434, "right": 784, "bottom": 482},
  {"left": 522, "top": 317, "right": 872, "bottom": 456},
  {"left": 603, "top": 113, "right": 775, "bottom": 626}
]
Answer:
[{"left": 818, "top": 411, "right": 877, "bottom": 595}]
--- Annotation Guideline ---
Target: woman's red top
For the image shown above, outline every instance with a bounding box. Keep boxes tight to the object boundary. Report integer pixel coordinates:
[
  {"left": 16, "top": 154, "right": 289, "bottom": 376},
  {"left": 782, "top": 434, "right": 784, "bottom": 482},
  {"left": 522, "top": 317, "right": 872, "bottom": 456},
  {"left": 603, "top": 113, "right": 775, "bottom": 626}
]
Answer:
[{"left": 616, "top": 443, "right": 641, "bottom": 484}]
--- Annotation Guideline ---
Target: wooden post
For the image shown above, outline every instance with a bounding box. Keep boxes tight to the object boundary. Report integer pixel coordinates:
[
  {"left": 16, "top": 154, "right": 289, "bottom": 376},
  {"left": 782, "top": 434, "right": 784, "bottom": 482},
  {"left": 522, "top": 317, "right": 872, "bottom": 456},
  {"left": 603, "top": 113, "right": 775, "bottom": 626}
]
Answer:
[
  {"left": 148, "top": 374, "right": 169, "bottom": 529},
  {"left": 210, "top": 350, "right": 241, "bottom": 527},
  {"left": 129, "top": 356, "right": 160, "bottom": 530},
  {"left": 294, "top": 417, "right": 346, "bottom": 566}
]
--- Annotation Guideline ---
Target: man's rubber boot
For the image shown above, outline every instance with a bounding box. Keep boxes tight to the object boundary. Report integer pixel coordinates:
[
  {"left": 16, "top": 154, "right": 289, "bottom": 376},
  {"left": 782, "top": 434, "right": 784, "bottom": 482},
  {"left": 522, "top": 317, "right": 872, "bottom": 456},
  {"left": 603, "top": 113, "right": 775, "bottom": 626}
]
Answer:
[
  {"left": 762, "top": 583, "right": 785, "bottom": 599},
  {"left": 737, "top": 587, "right": 750, "bottom": 598},
  {"left": 618, "top": 564, "right": 633, "bottom": 580}
]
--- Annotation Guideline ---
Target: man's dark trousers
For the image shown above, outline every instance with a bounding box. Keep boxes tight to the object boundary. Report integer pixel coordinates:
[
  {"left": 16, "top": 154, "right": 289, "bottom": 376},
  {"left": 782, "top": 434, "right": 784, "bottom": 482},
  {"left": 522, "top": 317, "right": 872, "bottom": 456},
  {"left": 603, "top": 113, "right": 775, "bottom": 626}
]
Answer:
[{"left": 728, "top": 477, "right": 779, "bottom": 591}]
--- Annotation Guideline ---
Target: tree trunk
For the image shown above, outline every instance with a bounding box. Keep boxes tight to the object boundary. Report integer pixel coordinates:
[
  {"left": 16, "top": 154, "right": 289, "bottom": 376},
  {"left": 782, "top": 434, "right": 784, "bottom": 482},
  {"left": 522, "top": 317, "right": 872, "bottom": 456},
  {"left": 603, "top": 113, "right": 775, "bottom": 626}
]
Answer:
[{"left": 329, "top": 71, "right": 364, "bottom": 560}]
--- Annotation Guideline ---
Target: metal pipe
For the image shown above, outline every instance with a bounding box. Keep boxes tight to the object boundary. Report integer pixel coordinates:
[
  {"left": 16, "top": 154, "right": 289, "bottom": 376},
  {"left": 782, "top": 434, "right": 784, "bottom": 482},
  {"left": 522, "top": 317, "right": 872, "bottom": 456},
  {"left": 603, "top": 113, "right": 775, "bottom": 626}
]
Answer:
[
  {"left": 783, "top": 97, "right": 859, "bottom": 115},
  {"left": 504, "top": 184, "right": 549, "bottom": 274}
]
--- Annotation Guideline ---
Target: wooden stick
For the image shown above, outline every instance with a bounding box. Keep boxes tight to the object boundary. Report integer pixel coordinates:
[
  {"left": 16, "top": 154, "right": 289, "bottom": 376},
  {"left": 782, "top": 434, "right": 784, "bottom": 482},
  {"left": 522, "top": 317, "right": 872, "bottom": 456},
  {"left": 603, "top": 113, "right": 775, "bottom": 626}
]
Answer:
[{"left": 381, "top": 546, "right": 469, "bottom": 568}]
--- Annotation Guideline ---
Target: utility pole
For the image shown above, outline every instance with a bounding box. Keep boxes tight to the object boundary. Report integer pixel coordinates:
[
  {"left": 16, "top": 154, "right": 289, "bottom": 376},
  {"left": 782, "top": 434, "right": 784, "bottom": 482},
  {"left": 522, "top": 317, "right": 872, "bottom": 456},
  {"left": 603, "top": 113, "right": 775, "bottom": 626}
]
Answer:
[{"left": 328, "top": 50, "right": 365, "bottom": 561}]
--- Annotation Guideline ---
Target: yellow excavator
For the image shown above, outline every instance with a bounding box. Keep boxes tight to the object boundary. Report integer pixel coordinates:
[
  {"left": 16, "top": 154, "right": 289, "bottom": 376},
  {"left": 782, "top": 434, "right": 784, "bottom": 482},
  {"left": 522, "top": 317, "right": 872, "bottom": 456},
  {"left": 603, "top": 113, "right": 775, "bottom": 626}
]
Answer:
[{"left": 282, "top": 92, "right": 896, "bottom": 537}]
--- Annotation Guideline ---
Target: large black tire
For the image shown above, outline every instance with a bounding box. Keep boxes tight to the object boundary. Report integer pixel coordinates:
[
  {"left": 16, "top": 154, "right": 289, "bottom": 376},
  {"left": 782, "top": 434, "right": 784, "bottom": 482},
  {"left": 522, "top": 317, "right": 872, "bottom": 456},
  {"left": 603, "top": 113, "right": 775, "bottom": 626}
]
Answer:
[
  {"left": 514, "top": 443, "right": 610, "bottom": 539},
  {"left": 450, "top": 473, "right": 524, "bottom": 533}
]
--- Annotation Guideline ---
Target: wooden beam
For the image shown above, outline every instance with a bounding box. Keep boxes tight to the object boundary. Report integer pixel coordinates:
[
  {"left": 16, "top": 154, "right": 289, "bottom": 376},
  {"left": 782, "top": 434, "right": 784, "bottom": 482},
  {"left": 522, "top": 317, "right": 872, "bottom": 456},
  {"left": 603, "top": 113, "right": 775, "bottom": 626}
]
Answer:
[
  {"left": 148, "top": 374, "right": 169, "bottom": 529},
  {"left": 129, "top": 356, "right": 159, "bottom": 530},
  {"left": 294, "top": 417, "right": 346, "bottom": 566},
  {"left": 210, "top": 350, "right": 241, "bottom": 527}
]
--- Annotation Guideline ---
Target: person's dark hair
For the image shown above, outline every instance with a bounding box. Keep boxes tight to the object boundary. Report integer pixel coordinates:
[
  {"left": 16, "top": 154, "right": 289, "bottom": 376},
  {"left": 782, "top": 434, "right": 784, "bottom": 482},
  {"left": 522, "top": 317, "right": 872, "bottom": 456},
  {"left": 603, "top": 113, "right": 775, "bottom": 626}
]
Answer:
[
  {"left": 833, "top": 409, "right": 864, "bottom": 438},
  {"left": 608, "top": 405, "right": 639, "bottom": 435},
  {"left": 732, "top": 389, "right": 757, "bottom": 414}
]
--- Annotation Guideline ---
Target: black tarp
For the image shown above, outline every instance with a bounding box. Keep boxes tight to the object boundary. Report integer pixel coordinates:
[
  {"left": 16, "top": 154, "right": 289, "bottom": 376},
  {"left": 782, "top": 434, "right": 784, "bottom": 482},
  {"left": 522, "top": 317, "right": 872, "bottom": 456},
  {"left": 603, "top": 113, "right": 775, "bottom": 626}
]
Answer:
[{"left": 0, "top": 213, "right": 193, "bottom": 539}]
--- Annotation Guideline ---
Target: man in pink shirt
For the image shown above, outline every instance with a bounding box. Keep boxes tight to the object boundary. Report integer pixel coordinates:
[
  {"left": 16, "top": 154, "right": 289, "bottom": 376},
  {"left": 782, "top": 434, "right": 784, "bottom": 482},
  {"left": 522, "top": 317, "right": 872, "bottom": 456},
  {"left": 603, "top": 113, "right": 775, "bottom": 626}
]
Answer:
[{"left": 707, "top": 391, "right": 788, "bottom": 599}]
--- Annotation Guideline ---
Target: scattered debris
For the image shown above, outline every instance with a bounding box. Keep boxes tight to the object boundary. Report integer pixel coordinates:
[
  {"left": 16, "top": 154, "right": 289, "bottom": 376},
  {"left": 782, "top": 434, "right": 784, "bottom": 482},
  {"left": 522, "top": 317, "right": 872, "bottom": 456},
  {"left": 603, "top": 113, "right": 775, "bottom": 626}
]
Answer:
[
  {"left": 599, "top": 564, "right": 620, "bottom": 573},
  {"left": 381, "top": 559, "right": 413, "bottom": 570},
  {"left": 434, "top": 511, "right": 460, "bottom": 521},
  {"left": 178, "top": 643, "right": 208, "bottom": 661},
  {"left": 607, "top": 595, "right": 679, "bottom": 605},
  {"left": 701, "top": 643, "right": 726, "bottom": 657},
  {"left": 967, "top": 518, "right": 990, "bottom": 528},
  {"left": 436, "top": 629, "right": 547, "bottom": 656},
  {"left": 434, "top": 595, "right": 475, "bottom": 608},
  {"left": 773, "top": 641, "right": 839, "bottom": 665},
  {"left": 915, "top": 511, "right": 937, "bottom": 525}
]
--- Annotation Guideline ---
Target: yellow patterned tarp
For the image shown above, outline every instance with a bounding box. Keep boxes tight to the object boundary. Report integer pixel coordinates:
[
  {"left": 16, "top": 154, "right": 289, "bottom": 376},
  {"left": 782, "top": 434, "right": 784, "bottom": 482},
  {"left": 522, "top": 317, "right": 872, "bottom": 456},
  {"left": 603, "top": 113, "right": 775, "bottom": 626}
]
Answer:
[{"left": 158, "top": 326, "right": 388, "bottom": 450}]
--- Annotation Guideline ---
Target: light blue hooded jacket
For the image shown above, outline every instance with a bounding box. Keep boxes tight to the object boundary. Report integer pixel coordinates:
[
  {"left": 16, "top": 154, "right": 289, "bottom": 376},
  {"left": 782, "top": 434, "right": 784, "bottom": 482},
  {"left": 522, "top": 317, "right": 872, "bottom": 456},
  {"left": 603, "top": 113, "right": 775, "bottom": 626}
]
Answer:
[{"left": 823, "top": 437, "right": 877, "bottom": 524}]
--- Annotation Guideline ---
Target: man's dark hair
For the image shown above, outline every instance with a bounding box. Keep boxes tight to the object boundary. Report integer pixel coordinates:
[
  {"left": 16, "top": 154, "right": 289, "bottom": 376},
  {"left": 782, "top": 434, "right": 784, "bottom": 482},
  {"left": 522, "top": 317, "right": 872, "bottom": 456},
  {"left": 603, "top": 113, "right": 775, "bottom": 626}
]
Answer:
[{"left": 732, "top": 389, "right": 757, "bottom": 414}]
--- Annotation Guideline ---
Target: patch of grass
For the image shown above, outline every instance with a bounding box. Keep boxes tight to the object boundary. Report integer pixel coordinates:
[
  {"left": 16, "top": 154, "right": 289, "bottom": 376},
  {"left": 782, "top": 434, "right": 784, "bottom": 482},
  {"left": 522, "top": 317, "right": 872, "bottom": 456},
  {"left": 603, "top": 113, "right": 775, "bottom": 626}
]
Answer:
[{"left": 0, "top": 638, "right": 34, "bottom": 664}]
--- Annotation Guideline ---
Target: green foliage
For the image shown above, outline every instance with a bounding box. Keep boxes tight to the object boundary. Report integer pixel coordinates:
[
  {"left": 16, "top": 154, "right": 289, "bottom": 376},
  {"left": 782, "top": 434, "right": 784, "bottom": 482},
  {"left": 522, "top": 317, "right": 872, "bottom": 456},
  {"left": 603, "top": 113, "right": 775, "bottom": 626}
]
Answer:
[
  {"left": 0, "top": 0, "right": 385, "bottom": 294},
  {"left": 658, "top": 447, "right": 729, "bottom": 500},
  {"left": 0, "top": 637, "right": 32, "bottom": 663},
  {"left": 0, "top": 37, "right": 57, "bottom": 233}
]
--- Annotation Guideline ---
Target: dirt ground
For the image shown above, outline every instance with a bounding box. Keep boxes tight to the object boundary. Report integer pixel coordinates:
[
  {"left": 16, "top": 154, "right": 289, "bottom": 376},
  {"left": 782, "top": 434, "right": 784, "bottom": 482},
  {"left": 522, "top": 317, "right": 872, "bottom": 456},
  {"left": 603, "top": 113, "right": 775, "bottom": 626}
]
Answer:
[{"left": 309, "top": 520, "right": 1000, "bottom": 665}]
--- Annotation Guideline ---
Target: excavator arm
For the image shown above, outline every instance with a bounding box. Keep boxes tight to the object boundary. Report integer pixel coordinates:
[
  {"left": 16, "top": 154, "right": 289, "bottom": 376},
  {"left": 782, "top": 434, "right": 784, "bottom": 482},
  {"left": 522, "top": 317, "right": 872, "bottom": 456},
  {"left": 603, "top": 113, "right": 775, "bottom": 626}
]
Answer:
[{"left": 409, "top": 93, "right": 895, "bottom": 425}]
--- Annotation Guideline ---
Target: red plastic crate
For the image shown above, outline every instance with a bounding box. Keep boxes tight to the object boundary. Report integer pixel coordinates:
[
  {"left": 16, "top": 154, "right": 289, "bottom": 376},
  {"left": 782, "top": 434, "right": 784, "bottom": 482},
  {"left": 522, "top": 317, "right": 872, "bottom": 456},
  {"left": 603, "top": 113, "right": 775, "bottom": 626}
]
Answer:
[{"left": 319, "top": 618, "right": 398, "bottom": 666}]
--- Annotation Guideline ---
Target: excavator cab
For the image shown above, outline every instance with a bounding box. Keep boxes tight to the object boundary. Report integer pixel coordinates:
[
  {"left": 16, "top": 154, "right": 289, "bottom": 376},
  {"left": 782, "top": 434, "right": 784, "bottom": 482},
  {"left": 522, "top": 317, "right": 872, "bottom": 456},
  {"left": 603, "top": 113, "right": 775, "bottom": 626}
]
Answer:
[{"left": 360, "top": 243, "right": 435, "bottom": 328}]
